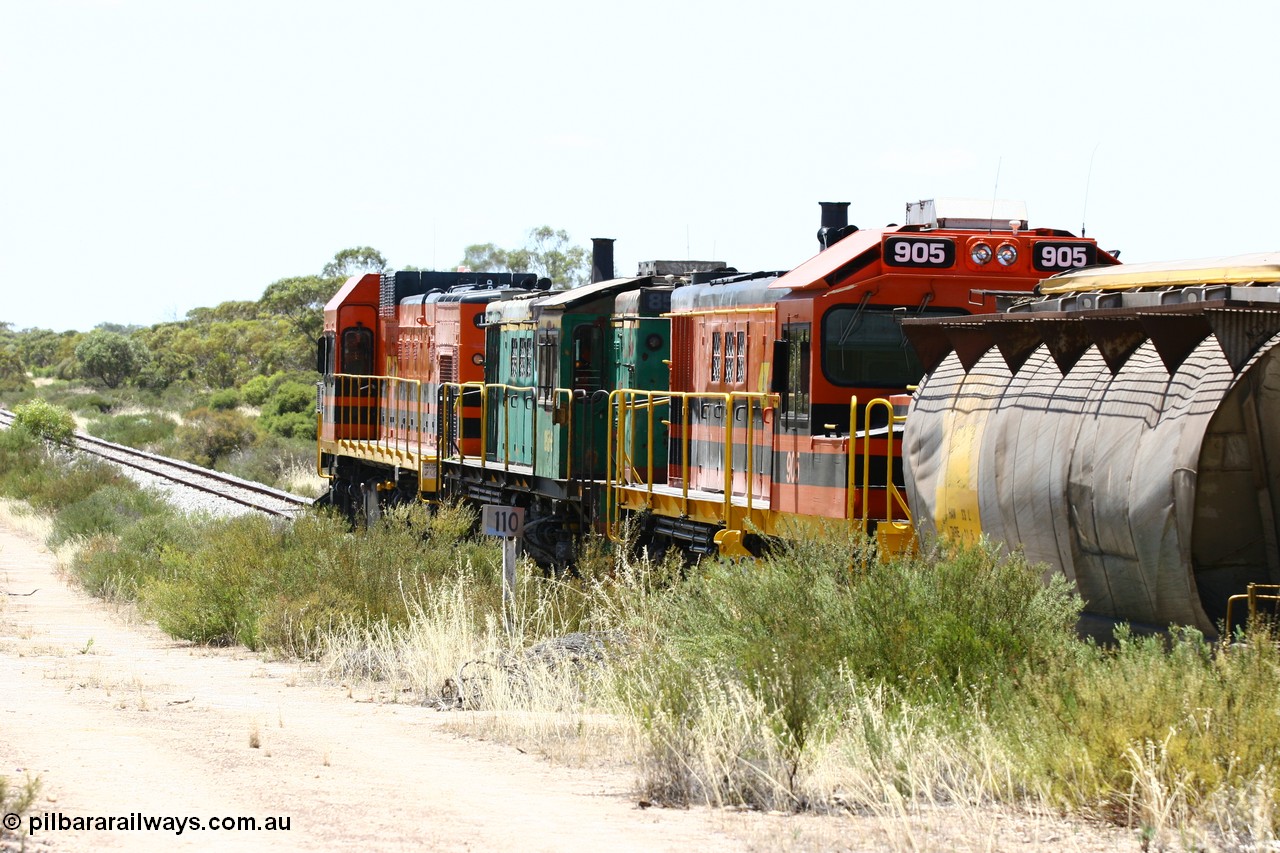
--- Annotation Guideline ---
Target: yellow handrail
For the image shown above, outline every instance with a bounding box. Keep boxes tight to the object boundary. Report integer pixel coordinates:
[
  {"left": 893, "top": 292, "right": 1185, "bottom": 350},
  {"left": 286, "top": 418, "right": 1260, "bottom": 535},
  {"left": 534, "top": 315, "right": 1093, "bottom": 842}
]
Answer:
[
  {"left": 323, "top": 373, "right": 428, "bottom": 464},
  {"left": 607, "top": 389, "right": 672, "bottom": 534},
  {"left": 607, "top": 389, "right": 776, "bottom": 539},
  {"left": 1225, "top": 583, "right": 1280, "bottom": 636},
  {"left": 845, "top": 395, "right": 861, "bottom": 528},
  {"left": 440, "top": 383, "right": 587, "bottom": 480},
  {"left": 861, "top": 397, "right": 911, "bottom": 528},
  {"left": 439, "top": 381, "right": 489, "bottom": 467}
]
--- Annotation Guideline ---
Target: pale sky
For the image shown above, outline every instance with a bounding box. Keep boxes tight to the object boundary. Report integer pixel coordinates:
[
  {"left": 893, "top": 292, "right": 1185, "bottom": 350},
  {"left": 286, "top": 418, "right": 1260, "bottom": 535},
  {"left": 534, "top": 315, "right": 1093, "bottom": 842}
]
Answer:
[{"left": 2, "top": 0, "right": 1276, "bottom": 332}]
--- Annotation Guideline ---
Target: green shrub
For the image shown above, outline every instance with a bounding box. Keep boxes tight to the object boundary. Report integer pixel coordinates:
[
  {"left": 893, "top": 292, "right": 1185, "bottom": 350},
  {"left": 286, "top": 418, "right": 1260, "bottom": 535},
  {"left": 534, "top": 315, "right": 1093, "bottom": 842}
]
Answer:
[
  {"left": 50, "top": 484, "right": 170, "bottom": 546},
  {"left": 75, "top": 393, "right": 117, "bottom": 414},
  {"left": 258, "top": 410, "right": 315, "bottom": 440},
  {"left": 143, "top": 575, "right": 245, "bottom": 646},
  {"left": 626, "top": 535, "right": 1084, "bottom": 809},
  {"left": 158, "top": 380, "right": 202, "bottom": 413},
  {"left": 263, "top": 381, "right": 314, "bottom": 415},
  {"left": 257, "top": 586, "right": 363, "bottom": 654},
  {"left": 52, "top": 355, "right": 79, "bottom": 381},
  {"left": 71, "top": 514, "right": 199, "bottom": 600},
  {"left": 0, "top": 345, "right": 32, "bottom": 393},
  {"left": 1003, "top": 624, "right": 1280, "bottom": 819},
  {"left": 842, "top": 542, "right": 1083, "bottom": 699},
  {"left": 627, "top": 531, "right": 869, "bottom": 804},
  {"left": 0, "top": 440, "right": 124, "bottom": 513},
  {"left": 170, "top": 407, "right": 255, "bottom": 467},
  {"left": 121, "top": 505, "right": 500, "bottom": 650},
  {"left": 86, "top": 412, "right": 177, "bottom": 449},
  {"left": 208, "top": 388, "right": 240, "bottom": 411},
  {"left": 241, "top": 374, "right": 273, "bottom": 406},
  {"left": 11, "top": 398, "right": 75, "bottom": 444},
  {"left": 0, "top": 422, "right": 41, "bottom": 475},
  {"left": 216, "top": 433, "right": 314, "bottom": 488},
  {"left": 257, "top": 381, "right": 316, "bottom": 439}
]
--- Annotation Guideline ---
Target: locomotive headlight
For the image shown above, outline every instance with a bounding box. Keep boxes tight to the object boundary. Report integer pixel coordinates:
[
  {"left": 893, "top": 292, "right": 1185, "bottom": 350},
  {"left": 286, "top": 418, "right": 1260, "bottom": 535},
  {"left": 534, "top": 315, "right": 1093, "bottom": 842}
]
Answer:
[
  {"left": 472, "top": 353, "right": 485, "bottom": 365},
  {"left": 996, "top": 243, "right": 1018, "bottom": 266},
  {"left": 970, "top": 242, "right": 993, "bottom": 265}
]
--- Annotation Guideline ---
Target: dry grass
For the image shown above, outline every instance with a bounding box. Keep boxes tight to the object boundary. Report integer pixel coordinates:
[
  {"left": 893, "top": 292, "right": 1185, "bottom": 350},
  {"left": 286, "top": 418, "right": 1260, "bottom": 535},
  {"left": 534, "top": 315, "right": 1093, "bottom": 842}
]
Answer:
[
  {"left": 0, "top": 772, "right": 41, "bottom": 849},
  {"left": 0, "top": 498, "right": 55, "bottom": 544},
  {"left": 276, "top": 460, "right": 326, "bottom": 498},
  {"left": 313, "top": 565, "right": 633, "bottom": 766}
]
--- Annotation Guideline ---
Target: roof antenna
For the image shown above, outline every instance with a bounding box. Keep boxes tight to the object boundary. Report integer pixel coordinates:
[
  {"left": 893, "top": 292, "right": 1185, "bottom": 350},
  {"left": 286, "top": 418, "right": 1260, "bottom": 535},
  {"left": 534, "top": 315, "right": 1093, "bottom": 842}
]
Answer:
[
  {"left": 988, "top": 156, "right": 1003, "bottom": 234},
  {"left": 1081, "top": 143, "right": 1100, "bottom": 238}
]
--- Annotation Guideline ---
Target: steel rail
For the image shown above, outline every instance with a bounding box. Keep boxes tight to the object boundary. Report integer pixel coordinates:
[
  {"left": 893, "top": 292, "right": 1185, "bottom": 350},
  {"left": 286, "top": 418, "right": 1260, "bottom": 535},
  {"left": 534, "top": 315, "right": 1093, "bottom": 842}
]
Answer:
[{"left": 0, "top": 407, "right": 312, "bottom": 518}]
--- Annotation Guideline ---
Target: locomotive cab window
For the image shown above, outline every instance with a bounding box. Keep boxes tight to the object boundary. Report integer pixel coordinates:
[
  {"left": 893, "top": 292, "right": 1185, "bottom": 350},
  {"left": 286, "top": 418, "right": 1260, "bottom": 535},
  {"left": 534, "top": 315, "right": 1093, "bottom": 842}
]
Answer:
[
  {"left": 572, "top": 325, "right": 602, "bottom": 392},
  {"left": 782, "top": 323, "right": 810, "bottom": 429},
  {"left": 821, "top": 307, "right": 964, "bottom": 388},
  {"left": 536, "top": 329, "right": 558, "bottom": 403},
  {"left": 735, "top": 330, "right": 746, "bottom": 383},
  {"left": 340, "top": 325, "right": 373, "bottom": 376},
  {"left": 519, "top": 337, "right": 532, "bottom": 381},
  {"left": 317, "top": 333, "right": 334, "bottom": 374}
]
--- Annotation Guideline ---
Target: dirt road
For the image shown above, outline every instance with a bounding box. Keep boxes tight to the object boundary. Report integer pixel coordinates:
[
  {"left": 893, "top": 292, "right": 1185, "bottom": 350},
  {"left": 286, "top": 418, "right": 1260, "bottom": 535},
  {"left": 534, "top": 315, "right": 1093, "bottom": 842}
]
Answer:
[
  {"left": 0, "top": 521, "right": 1139, "bottom": 852},
  {"left": 0, "top": 524, "right": 759, "bottom": 852}
]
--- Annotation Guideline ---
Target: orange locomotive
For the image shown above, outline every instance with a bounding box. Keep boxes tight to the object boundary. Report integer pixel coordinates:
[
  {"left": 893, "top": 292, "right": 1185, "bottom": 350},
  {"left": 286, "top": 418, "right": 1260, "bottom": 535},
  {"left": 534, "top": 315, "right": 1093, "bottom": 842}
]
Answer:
[
  {"left": 317, "top": 270, "right": 548, "bottom": 518},
  {"left": 608, "top": 199, "right": 1119, "bottom": 556},
  {"left": 315, "top": 199, "right": 1116, "bottom": 561}
]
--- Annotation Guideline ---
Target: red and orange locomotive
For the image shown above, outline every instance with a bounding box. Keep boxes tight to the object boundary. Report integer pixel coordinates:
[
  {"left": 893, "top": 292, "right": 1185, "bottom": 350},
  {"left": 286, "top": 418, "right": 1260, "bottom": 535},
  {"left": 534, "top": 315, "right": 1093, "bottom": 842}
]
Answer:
[{"left": 317, "top": 199, "right": 1116, "bottom": 560}]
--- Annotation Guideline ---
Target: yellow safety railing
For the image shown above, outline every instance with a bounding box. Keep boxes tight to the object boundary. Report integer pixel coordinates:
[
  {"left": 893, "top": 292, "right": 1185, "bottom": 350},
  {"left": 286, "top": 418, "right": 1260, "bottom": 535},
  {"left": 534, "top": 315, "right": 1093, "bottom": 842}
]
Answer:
[
  {"left": 439, "top": 382, "right": 585, "bottom": 479},
  {"left": 1225, "top": 583, "right": 1280, "bottom": 637},
  {"left": 439, "top": 380, "right": 493, "bottom": 467},
  {"left": 606, "top": 389, "right": 670, "bottom": 533},
  {"left": 321, "top": 373, "right": 427, "bottom": 463},
  {"left": 844, "top": 395, "right": 860, "bottom": 528},
  {"left": 606, "top": 389, "right": 775, "bottom": 538},
  {"left": 860, "top": 396, "right": 911, "bottom": 529},
  {"left": 609, "top": 389, "right": 913, "bottom": 549}
]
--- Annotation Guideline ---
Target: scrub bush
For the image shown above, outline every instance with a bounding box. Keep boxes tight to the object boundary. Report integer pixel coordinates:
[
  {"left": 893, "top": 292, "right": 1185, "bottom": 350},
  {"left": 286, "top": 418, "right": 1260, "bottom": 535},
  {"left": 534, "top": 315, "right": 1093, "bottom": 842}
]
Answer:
[
  {"left": 50, "top": 484, "right": 169, "bottom": 545},
  {"left": 208, "top": 388, "right": 241, "bottom": 410},
  {"left": 86, "top": 412, "right": 177, "bottom": 449},
  {"left": 169, "top": 407, "right": 255, "bottom": 467},
  {"left": 627, "top": 536, "right": 1084, "bottom": 809},
  {"left": 11, "top": 398, "right": 75, "bottom": 444}
]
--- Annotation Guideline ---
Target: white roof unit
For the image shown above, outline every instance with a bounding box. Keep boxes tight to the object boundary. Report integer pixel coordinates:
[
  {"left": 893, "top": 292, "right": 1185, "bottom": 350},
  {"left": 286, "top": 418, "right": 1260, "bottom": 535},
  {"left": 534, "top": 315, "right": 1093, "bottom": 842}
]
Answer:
[{"left": 906, "top": 198, "right": 1029, "bottom": 230}]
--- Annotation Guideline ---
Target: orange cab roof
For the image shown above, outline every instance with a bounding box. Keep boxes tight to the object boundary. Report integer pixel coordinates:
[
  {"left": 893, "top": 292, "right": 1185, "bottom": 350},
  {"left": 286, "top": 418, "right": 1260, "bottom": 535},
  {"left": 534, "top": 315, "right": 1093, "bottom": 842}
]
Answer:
[{"left": 768, "top": 227, "right": 897, "bottom": 292}]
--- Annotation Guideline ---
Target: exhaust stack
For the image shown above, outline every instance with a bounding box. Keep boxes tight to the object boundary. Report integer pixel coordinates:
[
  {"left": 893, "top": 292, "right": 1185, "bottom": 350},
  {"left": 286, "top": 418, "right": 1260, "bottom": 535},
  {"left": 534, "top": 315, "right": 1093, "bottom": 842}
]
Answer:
[
  {"left": 817, "top": 201, "right": 855, "bottom": 250},
  {"left": 591, "top": 238, "right": 615, "bottom": 283}
]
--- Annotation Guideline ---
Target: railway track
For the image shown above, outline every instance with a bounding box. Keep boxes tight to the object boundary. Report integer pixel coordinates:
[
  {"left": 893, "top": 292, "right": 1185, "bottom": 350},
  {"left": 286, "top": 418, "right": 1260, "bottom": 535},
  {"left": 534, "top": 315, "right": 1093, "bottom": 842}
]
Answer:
[{"left": 0, "top": 407, "right": 313, "bottom": 518}]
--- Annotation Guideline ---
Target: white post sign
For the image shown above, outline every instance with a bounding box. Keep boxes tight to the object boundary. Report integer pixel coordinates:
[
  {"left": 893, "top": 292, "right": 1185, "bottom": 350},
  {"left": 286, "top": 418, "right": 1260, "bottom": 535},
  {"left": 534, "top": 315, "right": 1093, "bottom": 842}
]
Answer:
[
  {"left": 481, "top": 505, "right": 525, "bottom": 633},
  {"left": 482, "top": 504, "right": 525, "bottom": 538}
]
